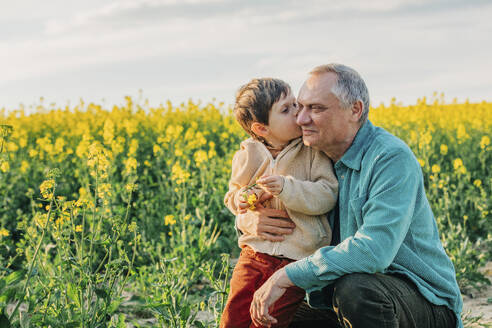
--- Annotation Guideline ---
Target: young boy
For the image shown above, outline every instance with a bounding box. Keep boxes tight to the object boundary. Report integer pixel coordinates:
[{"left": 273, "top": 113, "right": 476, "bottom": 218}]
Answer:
[{"left": 220, "top": 78, "right": 338, "bottom": 328}]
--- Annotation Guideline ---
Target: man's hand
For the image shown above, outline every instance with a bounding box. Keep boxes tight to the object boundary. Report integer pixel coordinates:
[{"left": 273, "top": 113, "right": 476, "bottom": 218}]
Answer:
[
  {"left": 236, "top": 193, "right": 296, "bottom": 242},
  {"left": 257, "top": 175, "right": 285, "bottom": 196},
  {"left": 250, "top": 268, "right": 295, "bottom": 327}
]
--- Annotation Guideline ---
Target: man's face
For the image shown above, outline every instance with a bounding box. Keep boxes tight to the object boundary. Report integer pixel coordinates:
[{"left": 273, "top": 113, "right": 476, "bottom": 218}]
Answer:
[{"left": 296, "top": 72, "right": 355, "bottom": 154}]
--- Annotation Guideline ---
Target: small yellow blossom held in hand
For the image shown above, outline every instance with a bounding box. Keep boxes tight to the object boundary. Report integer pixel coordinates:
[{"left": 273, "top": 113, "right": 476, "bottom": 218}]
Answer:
[
  {"left": 244, "top": 193, "right": 257, "bottom": 210},
  {"left": 0, "top": 228, "right": 9, "bottom": 237}
]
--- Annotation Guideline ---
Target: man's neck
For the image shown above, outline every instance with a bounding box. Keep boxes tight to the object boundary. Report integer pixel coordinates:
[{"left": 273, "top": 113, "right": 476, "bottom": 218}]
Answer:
[{"left": 325, "top": 124, "right": 362, "bottom": 163}]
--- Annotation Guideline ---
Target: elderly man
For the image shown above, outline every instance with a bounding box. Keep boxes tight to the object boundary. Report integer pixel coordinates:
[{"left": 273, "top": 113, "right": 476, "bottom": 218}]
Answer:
[{"left": 238, "top": 64, "right": 463, "bottom": 328}]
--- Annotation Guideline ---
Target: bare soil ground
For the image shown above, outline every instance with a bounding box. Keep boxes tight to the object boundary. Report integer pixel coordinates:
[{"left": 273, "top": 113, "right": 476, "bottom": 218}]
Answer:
[{"left": 462, "top": 261, "right": 492, "bottom": 324}]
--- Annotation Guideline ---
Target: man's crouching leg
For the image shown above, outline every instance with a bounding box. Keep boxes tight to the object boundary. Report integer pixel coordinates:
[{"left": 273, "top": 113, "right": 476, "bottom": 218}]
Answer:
[{"left": 331, "top": 273, "right": 456, "bottom": 328}]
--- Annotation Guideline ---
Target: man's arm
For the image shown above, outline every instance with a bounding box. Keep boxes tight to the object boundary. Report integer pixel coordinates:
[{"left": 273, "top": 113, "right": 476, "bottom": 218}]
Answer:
[{"left": 284, "top": 150, "right": 419, "bottom": 292}]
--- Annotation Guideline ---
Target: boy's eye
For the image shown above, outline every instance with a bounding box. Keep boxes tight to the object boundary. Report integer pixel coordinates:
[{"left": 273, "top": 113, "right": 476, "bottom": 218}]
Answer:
[{"left": 282, "top": 107, "right": 289, "bottom": 113}]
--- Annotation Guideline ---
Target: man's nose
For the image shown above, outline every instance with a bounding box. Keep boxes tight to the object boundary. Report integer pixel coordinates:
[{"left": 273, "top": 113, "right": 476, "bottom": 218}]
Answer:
[{"left": 296, "top": 108, "right": 311, "bottom": 126}]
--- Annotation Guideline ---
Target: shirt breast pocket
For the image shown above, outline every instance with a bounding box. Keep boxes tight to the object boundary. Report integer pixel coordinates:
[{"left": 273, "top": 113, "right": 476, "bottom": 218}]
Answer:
[{"left": 349, "top": 193, "right": 367, "bottom": 227}]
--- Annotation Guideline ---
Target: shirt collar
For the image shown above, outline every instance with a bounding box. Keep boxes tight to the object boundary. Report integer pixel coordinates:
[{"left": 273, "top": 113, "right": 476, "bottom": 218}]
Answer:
[{"left": 338, "top": 120, "right": 376, "bottom": 171}]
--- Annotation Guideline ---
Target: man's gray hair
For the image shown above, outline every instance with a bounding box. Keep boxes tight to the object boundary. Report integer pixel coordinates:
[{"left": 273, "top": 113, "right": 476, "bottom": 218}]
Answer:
[{"left": 310, "top": 64, "right": 370, "bottom": 124}]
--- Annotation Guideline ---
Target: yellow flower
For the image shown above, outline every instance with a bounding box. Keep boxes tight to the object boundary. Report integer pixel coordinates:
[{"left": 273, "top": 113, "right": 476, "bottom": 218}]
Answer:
[
  {"left": 125, "top": 183, "right": 138, "bottom": 192},
  {"left": 171, "top": 163, "right": 190, "bottom": 185},
  {"left": 0, "top": 228, "right": 9, "bottom": 237},
  {"left": 453, "top": 158, "right": 463, "bottom": 170},
  {"left": 418, "top": 159, "right": 425, "bottom": 167},
  {"left": 75, "top": 225, "right": 83, "bottom": 232},
  {"left": 440, "top": 144, "right": 448, "bottom": 155},
  {"left": 124, "top": 157, "right": 138, "bottom": 174},
  {"left": 0, "top": 160, "right": 9, "bottom": 173},
  {"left": 431, "top": 165, "right": 440, "bottom": 174},
  {"left": 39, "top": 179, "right": 55, "bottom": 200},
  {"left": 452, "top": 158, "right": 467, "bottom": 174},
  {"left": 175, "top": 148, "right": 184, "bottom": 157},
  {"left": 164, "top": 214, "right": 176, "bottom": 226},
  {"left": 473, "top": 179, "right": 482, "bottom": 187},
  {"left": 244, "top": 193, "right": 258, "bottom": 210},
  {"left": 193, "top": 150, "right": 208, "bottom": 167},
  {"left": 480, "top": 135, "right": 490, "bottom": 149},
  {"left": 20, "top": 160, "right": 29, "bottom": 173}
]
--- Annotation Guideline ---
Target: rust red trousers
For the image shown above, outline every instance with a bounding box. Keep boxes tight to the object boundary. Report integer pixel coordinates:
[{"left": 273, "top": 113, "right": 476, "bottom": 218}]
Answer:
[{"left": 220, "top": 246, "right": 305, "bottom": 328}]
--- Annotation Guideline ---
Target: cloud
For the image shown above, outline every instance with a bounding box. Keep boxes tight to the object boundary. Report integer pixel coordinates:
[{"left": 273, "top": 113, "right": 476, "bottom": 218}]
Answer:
[{"left": 1, "top": 0, "right": 492, "bottom": 110}]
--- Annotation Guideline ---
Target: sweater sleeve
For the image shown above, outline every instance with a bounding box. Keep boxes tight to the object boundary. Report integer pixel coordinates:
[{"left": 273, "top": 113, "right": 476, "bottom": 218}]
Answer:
[
  {"left": 224, "top": 142, "right": 267, "bottom": 215},
  {"left": 285, "top": 150, "right": 418, "bottom": 292},
  {"left": 224, "top": 148, "right": 250, "bottom": 215},
  {"left": 277, "top": 150, "right": 338, "bottom": 215}
]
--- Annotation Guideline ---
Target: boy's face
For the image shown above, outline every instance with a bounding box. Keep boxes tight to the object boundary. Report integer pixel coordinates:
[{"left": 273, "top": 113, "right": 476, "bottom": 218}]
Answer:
[{"left": 265, "top": 90, "right": 302, "bottom": 147}]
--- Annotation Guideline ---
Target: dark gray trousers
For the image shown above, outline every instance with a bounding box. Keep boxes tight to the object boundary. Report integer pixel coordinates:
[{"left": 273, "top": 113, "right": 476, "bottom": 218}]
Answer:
[{"left": 289, "top": 273, "right": 457, "bottom": 328}]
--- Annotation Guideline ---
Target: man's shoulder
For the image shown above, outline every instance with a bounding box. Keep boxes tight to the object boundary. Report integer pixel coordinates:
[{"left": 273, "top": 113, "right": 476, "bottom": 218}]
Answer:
[
  {"left": 370, "top": 126, "right": 414, "bottom": 156},
  {"left": 363, "top": 126, "right": 418, "bottom": 169}
]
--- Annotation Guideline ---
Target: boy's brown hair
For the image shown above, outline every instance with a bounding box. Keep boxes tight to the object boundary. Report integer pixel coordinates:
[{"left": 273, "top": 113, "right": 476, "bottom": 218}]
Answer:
[{"left": 233, "top": 78, "right": 291, "bottom": 142}]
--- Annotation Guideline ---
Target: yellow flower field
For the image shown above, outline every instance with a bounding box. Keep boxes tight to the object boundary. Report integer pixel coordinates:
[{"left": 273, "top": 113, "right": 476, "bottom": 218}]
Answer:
[{"left": 0, "top": 96, "right": 490, "bottom": 326}]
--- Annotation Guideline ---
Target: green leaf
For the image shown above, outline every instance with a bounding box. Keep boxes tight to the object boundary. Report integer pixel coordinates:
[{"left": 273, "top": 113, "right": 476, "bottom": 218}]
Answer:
[
  {"left": 94, "top": 288, "right": 108, "bottom": 299},
  {"left": 0, "top": 313, "right": 10, "bottom": 328},
  {"left": 5, "top": 270, "right": 24, "bottom": 286},
  {"left": 66, "top": 283, "right": 80, "bottom": 308},
  {"left": 117, "top": 314, "right": 126, "bottom": 328},
  {"left": 108, "top": 299, "right": 123, "bottom": 314}
]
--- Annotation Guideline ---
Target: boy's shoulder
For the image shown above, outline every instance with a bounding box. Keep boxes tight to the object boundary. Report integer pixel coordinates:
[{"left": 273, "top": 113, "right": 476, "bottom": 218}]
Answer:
[{"left": 238, "top": 137, "right": 264, "bottom": 152}]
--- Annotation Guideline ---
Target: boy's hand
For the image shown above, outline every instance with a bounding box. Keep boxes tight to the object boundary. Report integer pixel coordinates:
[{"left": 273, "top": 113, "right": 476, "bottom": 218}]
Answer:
[
  {"left": 257, "top": 175, "right": 284, "bottom": 196},
  {"left": 238, "top": 188, "right": 264, "bottom": 214}
]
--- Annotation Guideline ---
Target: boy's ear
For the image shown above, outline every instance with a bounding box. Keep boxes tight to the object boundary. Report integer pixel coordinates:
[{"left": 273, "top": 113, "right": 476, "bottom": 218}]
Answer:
[{"left": 251, "top": 122, "right": 268, "bottom": 137}]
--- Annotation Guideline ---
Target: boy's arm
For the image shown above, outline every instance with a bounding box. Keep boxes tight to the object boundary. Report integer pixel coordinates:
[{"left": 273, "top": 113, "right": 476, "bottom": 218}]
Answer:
[
  {"left": 224, "top": 145, "right": 265, "bottom": 215},
  {"left": 277, "top": 150, "right": 338, "bottom": 215}
]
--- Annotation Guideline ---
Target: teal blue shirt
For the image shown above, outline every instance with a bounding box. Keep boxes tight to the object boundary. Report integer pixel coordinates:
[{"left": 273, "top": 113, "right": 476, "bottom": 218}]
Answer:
[{"left": 284, "top": 121, "right": 463, "bottom": 328}]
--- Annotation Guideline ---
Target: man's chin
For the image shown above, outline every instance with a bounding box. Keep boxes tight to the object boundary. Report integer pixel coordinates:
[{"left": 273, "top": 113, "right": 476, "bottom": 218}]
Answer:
[{"left": 302, "top": 136, "right": 316, "bottom": 147}]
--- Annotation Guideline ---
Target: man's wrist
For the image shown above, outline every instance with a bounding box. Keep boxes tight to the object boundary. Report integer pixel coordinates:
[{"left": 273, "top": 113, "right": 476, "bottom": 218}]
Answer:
[{"left": 273, "top": 268, "right": 295, "bottom": 288}]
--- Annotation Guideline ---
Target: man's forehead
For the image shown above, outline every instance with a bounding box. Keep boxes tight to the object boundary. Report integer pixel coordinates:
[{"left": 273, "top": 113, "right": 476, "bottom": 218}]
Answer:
[{"left": 298, "top": 73, "right": 336, "bottom": 103}]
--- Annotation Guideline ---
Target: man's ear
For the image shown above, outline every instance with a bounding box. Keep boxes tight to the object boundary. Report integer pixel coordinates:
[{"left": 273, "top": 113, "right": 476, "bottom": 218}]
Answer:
[
  {"left": 251, "top": 122, "right": 269, "bottom": 137},
  {"left": 350, "top": 100, "right": 364, "bottom": 122}
]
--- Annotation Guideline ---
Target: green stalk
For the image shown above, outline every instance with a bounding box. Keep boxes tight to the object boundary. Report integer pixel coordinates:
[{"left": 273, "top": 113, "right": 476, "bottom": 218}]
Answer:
[{"left": 9, "top": 185, "right": 56, "bottom": 321}]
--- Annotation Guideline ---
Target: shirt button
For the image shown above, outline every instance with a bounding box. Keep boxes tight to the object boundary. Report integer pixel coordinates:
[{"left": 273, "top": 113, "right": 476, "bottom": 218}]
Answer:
[{"left": 341, "top": 175, "right": 345, "bottom": 179}]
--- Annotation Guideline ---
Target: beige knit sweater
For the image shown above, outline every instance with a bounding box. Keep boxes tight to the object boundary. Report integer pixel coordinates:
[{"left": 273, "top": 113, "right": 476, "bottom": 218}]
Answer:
[{"left": 224, "top": 137, "right": 338, "bottom": 260}]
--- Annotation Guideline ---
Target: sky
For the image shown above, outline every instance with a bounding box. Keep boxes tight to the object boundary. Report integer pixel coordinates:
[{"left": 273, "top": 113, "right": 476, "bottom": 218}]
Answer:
[{"left": 1, "top": 0, "right": 492, "bottom": 113}]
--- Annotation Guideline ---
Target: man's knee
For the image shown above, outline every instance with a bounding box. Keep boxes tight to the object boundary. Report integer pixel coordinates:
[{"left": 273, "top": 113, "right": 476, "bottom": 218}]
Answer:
[{"left": 332, "top": 273, "right": 393, "bottom": 316}]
